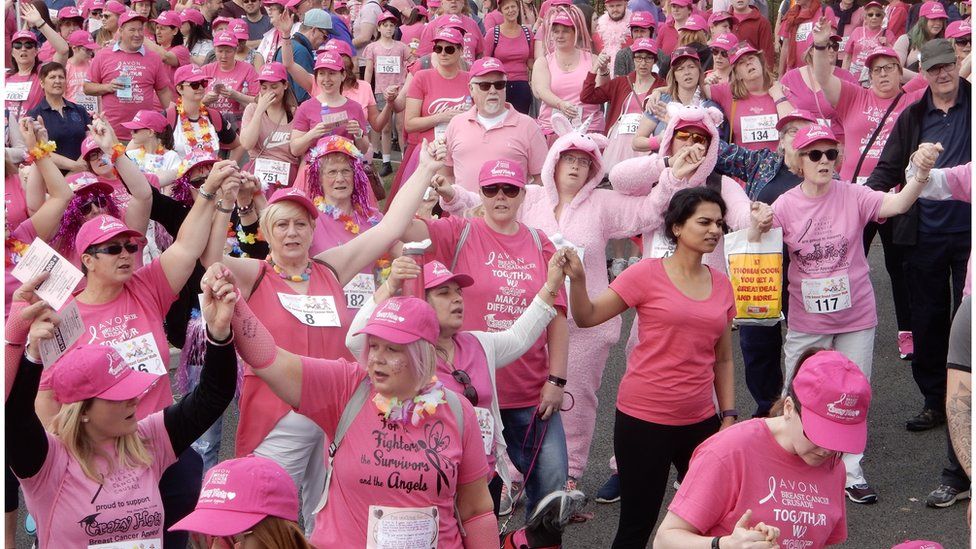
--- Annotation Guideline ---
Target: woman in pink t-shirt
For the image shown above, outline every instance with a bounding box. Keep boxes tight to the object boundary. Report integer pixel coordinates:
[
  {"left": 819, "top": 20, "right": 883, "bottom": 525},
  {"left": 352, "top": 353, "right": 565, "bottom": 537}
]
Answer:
[
  {"left": 484, "top": 0, "right": 536, "bottom": 114},
  {"left": 751, "top": 124, "right": 930, "bottom": 502},
  {"left": 202, "top": 32, "right": 259, "bottom": 121},
  {"left": 221, "top": 279, "right": 498, "bottom": 548},
  {"left": 780, "top": 38, "right": 855, "bottom": 146},
  {"left": 562, "top": 186, "right": 737, "bottom": 548},
  {"left": 418, "top": 0, "right": 485, "bottom": 63},
  {"left": 655, "top": 350, "right": 871, "bottom": 549},
  {"left": 6, "top": 30, "right": 45, "bottom": 122},
  {"left": 842, "top": 2, "right": 896, "bottom": 78},
  {"left": 399, "top": 6, "right": 429, "bottom": 53},
  {"left": 65, "top": 30, "right": 100, "bottom": 116},
  {"left": 240, "top": 62, "right": 301, "bottom": 192},
  {"left": 7, "top": 271, "right": 238, "bottom": 549}
]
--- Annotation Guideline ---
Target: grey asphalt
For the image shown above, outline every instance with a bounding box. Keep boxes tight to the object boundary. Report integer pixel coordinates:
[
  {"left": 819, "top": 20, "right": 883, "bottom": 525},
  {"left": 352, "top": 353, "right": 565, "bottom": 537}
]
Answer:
[{"left": 15, "top": 240, "right": 970, "bottom": 548}]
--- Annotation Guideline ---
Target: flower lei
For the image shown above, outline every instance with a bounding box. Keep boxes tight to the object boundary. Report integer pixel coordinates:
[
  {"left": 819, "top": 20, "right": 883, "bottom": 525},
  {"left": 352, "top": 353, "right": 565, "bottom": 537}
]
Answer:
[
  {"left": 312, "top": 196, "right": 390, "bottom": 272},
  {"left": 176, "top": 97, "right": 216, "bottom": 155},
  {"left": 129, "top": 145, "right": 167, "bottom": 172},
  {"left": 372, "top": 377, "right": 446, "bottom": 426},
  {"left": 5, "top": 236, "right": 29, "bottom": 267}
]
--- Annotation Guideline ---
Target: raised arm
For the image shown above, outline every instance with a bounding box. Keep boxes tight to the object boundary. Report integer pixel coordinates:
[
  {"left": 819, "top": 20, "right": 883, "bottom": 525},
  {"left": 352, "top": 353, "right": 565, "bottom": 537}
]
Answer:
[
  {"left": 18, "top": 119, "right": 72, "bottom": 241},
  {"left": 560, "top": 248, "right": 628, "bottom": 328},
  {"left": 279, "top": 32, "right": 315, "bottom": 92},
  {"left": 89, "top": 115, "right": 152, "bottom": 235},
  {"left": 809, "top": 16, "right": 841, "bottom": 106}
]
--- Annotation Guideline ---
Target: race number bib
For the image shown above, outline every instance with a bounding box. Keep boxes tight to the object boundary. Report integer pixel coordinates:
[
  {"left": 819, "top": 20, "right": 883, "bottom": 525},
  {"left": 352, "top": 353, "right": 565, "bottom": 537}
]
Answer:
[
  {"left": 111, "top": 333, "right": 167, "bottom": 376},
  {"left": 116, "top": 75, "right": 133, "bottom": 100},
  {"left": 89, "top": 538, "right": 162, "bottom": 549},
  {"left": 795, "top": 22, "right": 813, "bottom": 42},
  {"left": 366, "top": 505, "right": 438, "bottom": 548},
  {"left": 801, "top": 274, "right": 852, "bottom": 314},
  {"left": 75, "top": 93, "right": 99, "bottom": 115},
  {"left": 376, "top": 55, "right": 402, "bottom": 74},
  {"left": 649, "top": 231, "right": 676, "bottom": 259},
  {"left": 615, "top": 113, "right": 642, "bottom": 135},
  {"left": 5, "top": 81, "right": 32, "bottom": 102},
  {"left": 254, "top": 158, "right": 291, "bottom": 190},
  {"left": 475, "top": 407, "right": 494, "bottom": 455},
  {"left": 740, "top": 114, "right": 779, "bottom": 144},
  {"left": 434, "top": 123, "right": 448, "bottom": 141},
  {"left": 856, "top": 176, "right": 868, "bottom": 186},
  {"left": 343, "top": 273, "right": 376, "bottom": 309},
  {"left": 277, "top": 293, "right": 342, "bottom": 326}
]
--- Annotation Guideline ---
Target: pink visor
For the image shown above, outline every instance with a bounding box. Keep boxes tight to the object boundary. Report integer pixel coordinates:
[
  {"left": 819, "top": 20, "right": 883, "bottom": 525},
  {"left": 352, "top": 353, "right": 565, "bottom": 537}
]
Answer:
[
  {"left": 792, "top": 350, "right": 871, "bottom": 454},
  {"left": 479, "top": 159, "right": 526, "bottom": 188},
  {"left": 354, "top": 297, "right": 440, "bottom": 345}
]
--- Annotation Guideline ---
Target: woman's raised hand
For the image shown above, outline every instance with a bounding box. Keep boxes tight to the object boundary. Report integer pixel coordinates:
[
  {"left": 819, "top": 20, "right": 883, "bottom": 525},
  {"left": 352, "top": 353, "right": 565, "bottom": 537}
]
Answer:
[
  {"left": 200, "top": 263, "right": 239, "bottom": 340},
  {"left": 386, "top": 255, "right": 422, "bottom": 294},
  {"left": 417, "top": 138, "right": 447, "bottom": 172}
]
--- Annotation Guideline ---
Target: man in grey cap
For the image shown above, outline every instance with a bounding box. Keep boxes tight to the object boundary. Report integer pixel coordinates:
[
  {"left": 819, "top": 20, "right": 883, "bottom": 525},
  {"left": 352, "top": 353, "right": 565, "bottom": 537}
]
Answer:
[
  {"left": 271, "top": 7, "right": 333, "bottom": 102},
  {"left": 865, "top": 37, "right": 971, "bottom": 509}
]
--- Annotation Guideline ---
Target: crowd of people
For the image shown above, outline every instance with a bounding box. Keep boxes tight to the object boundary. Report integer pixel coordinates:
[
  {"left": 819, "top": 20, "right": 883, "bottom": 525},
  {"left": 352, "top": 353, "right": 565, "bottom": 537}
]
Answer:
[{"left": 2, "top": 0, "right": 972, "bottom": 545}]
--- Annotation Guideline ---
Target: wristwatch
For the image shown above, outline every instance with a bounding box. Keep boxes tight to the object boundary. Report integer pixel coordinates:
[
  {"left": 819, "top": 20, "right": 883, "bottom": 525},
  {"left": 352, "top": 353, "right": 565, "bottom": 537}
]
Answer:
[
  {"left": 711, "top": 536, "right": 722, "bottom": 549},
  {"left": 720, "top": 409, "right": 739, "bottom": 419}
]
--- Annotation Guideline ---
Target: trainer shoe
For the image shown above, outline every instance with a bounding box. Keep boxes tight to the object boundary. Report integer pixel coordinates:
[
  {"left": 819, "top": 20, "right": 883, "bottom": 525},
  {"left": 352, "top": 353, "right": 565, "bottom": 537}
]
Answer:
[
  {"left": 898, "top": 331, "right": 914, "bottom": 360},
  {"left": 845, "top": 483, "right": 878, "bottom": 504},
  {"left": 499, "top": 481, "right": 521, "bottom": 516},
  {"left": 595, "top": 474, "right": 620, "bottom": 503},
  {"left": 926, "top": 484, "right": 971, "bottom": 508},
  {"left": 379, "top": 162, "right": 393, "bottom": 177},
  {"left": 906, "top": 408, "right": 946, "bottom": 432},
  {"left": 609, "top": 258, "right": 628, "bottom": 279}
]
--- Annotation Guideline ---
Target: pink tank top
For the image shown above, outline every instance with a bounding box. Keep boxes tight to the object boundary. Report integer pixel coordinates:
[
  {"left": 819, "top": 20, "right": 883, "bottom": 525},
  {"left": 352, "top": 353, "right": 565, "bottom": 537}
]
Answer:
[
  {"left": 537, "top": 50, "right": 606, "bottom": 134},
  {"left": 235, "top": 260, "right": 355, "bottom": 456}
]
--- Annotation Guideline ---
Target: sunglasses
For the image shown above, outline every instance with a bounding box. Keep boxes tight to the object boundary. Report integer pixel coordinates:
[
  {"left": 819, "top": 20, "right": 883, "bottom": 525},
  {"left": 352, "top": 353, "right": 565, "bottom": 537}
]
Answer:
[
  {"left": 432, "top": 44, "right": 458, "bottom": 55},
  {"left": 801, "top": 148, "right": 839, "bottom": 162},
  {"left": 473, "top": 80, "right": 506, "bottom": 91},
  {"left": 674, "top": 130, "right": 709, "bottom": 145},
  {"left": 184, "top": 80, "right": 210, "bottom": 90},
  {"left": 88, "top": 242, "right": 139, "bottom": 255},
  {"left": 481, "top": 183, "right": 521, "bottom": 198},
  {"left": 826, "top": 40, "right": 840, "bottom": 51},
  {"left": 451, "top": 369, "right": 479, "bottom": 406},
  {"left": 955, "top": 38, "right": 971, "bottom": 46},
  {"left": 79, "top": 194, "right": 110, "bottom": 215},
  {"left": 709, "top": 48, "right": 729, "bottom": 57},
  {"left": 12, "top": 41, "right": 37, "bottom": 50}
]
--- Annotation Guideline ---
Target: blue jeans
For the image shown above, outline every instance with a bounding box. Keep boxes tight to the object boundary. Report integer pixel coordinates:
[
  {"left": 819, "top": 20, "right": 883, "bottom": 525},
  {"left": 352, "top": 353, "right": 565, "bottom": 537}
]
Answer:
[
  {"left": 500, "top": 406, "right": 568, "bottom": 518},
  {"left": 188, "top": 364, "right": 224, "bottom": 471},
  {"left": 739, "top": 323, "right": 785, "bottom": 417}
]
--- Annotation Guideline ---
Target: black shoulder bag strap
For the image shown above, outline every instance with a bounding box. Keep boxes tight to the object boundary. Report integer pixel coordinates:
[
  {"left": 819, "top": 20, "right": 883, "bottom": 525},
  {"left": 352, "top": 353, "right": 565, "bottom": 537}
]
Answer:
[{"left": 850, "top": 91, "right": 904, "bottom": 183}]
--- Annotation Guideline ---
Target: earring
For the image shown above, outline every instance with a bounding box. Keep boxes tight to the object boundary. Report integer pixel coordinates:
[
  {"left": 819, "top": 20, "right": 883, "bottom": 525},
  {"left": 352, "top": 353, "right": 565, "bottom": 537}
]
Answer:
[{"left": 82, "top": 417, "right": 90, "bottom": 423}]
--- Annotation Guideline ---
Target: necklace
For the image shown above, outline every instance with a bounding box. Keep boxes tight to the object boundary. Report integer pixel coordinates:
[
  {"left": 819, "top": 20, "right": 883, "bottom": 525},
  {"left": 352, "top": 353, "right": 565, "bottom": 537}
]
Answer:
[
  {"left": 372, "top": 378, "right": 446, "bottom": 426},
  {"left": 313, "top": 196, "right": 381, "bottom": 235},
  {"left": 176, "top": 98, "right": 215, "bottom": 155},
  {"left": 267, "top": 258, "right": 311, "bottom": 282},
  {"left": 129, "top": 145, "right": 167, "bottom": 171}
]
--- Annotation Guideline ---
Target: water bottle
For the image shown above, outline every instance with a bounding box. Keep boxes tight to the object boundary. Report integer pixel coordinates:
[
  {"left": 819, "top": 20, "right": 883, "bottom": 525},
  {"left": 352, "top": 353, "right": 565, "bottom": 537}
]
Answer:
[
  {"left": 463, "top": 95, "right": 473, "bottom": 109},
  {"left": 400, "top": 240, "right": 431, "bottom": 299},
  {"left": 320, "top": 102, "right": 332, "bottom": 135}
]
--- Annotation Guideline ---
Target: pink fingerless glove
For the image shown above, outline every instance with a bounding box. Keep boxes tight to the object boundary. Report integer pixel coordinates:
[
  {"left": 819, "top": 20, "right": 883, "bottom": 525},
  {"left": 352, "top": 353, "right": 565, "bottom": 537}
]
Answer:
[
  {"left": 461, "top": 511, "right": 499, "bottom": 549},
  {"left": 230, "top": 295, "right": 278, "bottom": 369},
  {"left": 5, "top": 301, "right": 33, "bottom": 346}
]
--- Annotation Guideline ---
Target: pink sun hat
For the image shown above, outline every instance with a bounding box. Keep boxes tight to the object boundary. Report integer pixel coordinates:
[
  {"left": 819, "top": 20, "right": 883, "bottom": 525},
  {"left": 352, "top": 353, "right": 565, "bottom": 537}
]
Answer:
[
  {"left": 792, "top": 350, "right": 872, "bottom": 454},
  {"left": 354, "top": 297, "right": 440, "bottom": 345},
  {"left": 424, "top": 261, "right": 474, "bottom": 290},
  {"left": 75, "top": 214, "right": 145, "bottom": 256},
  {"left": 267, "top": 187, "right": 319, "bottom": 219},
  {"left": 169, "top": 456, "right": 299, "bottom": 536},
  {"left": 51, "top": 344, "right": 161, "bottom": 404}
]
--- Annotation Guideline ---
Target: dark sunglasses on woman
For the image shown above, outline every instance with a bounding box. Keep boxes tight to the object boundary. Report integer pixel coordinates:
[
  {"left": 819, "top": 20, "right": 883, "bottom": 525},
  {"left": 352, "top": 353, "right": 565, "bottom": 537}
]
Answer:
[
  {"left": 185, "top": 80, "right": 210, "bottom": 90},
  {"left": 12, "top": 41, "right": 36, "bottom": 50},
  {"left": 802, "top": 148, "right": 839, "bottom": 162},
  {"left": 88, "top": 242, "right": 140, "bottom": 255},
  {"left": 674, "top": 130, "right": 709, "bottom": 145},
  {"left": 79, "top": 194, "right": 110, "bottom": 216},
  {"left": 451, "top": 369, "right": 479, "bottom": 406},
  {"left": 481, "top": 183, "right": 521, "bottom": 198},
  {"left": 433, "top": 44, "right": 457, "bottom": 55}
]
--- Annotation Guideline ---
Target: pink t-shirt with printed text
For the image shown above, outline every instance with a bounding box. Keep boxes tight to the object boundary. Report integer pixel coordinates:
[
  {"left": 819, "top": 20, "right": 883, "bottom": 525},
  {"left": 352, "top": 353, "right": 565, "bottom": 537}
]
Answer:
[
  {"left": 424, "top": 216, "right": 566, "bottom": 409},
  {"left": 87, "top": 46, "right": 171, "bottom": 140},
  {"left": 298, "top": 357, "right": 488, "bottom": 548},
  {"left": 484, "top": 25, "right": 533, "bottom": 81},
  {"left": 780, "top": 67, "right": 856, "bottom": 144},
  {"left": 437, "top": 331, "right": 496, "bottom": 475},
  {"left": 709, "top": 82, "right": 780, "bottom": 152},
  {"left": 405, "top": 68, "right": 472, "bottom": 145},
  {"left": 609, "top": 259, "right": 735, "bottom": 425},
  {"left": 292, "top": 96, "right": 369, "bottom": 140},
  {"left": 5, "top": 72, "right": 43, "bottom": 122},
  {"left": 845, "top": 26, "right": 895, "bottom": 78},
  {"left": 19, "top": 413, "right": 177, "bottom": 549},
  {"left": 772, "top": 181, "right": 885, "bottom": 335},
  {"left": 202, "top": 59, "right": 258, "bottom": 116},
  {"left": 362, "top": 40, "right": 411, "bottom": 93},
  {"left": 669, "top": 419, "right": 847, "bottom": 548},
  {"left": 40, "top": 259, "right": 177, "bottom": 418}
]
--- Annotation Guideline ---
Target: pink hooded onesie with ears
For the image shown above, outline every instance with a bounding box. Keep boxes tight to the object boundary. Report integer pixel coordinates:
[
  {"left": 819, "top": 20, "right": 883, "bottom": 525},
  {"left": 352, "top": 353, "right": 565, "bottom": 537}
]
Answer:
[{"left": 439, "top": 113, "right": 668, "bottom": 478}]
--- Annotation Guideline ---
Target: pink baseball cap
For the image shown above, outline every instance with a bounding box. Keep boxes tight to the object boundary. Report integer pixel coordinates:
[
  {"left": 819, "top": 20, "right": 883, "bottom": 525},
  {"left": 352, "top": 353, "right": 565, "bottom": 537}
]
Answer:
[
  {"left": 470, "top": 56, "right": 507, "bottom": 77},
  {"left": 709, "top": 31, "right": 738, "bottom": 51},
  {"left": 153, "top": 10, "right": 182, "bottom": 27},
  {"left": 479, "top": 159, "right": 526, "bottom": 188},
  {"left": 58, "top": 6, "right": 85, "bottom": 20},
  {"left": 212, "top": 16, "right": 234, "bottom": 28},
  {"left": 213, "top": 30, "right": 239, "bottom": 48},
  {"left": 433, "top": 27, "right": 464, "bottom": 45},
  {"left": 11, "top": 30, "right": 38, "bottom": 44},
  {"left": 174, "top": 63, "right": 209, "bottom": 85},
  {"left": 67, "top": 172, "right": 114, "bottom": 196},
  {"left": 427, "top": 0, "right": 440, "bottom": 9},
  {"left": 708, "top": 10, "right": 733, "bottom": 25},
  {"left": 118, "top": 10, "right": 147, "bottom": 27},
  {"left": 670, "top": 0, "right": 694, "bottom": 6},
  {"left": 551, "top": 12, "right": 575, "bottom": 27},
  {"left": 946, "top": 19, "right": 972, "bottom": 38},
  {"left": 424, "top": 261, "right": 474, "bottom": 290},
  {"left": 51, "top": 344, "right": 161, "bottom": 404},
  {"left": 313, "top": 50, "right": 344, "bottom": 71},
  {"left": 286, "top": 0, "right": 305, "bottom": 11},
  {"left": 680, "top": 14, "right": 707, "bottom": 32},
  {"left": 354, "top": 297, "right": 440, "bottom": 345},
  {"left": 104, "top": 0, "right": 127, "bottom": 15},
  {"left": 181, "top": 150, "right": 219, "bottom": 179},
  {"left": 324, "top": 38, "right": 354, "bottom": 59},
  {"left": 263, "top": 0, "right": 286, "bottom": 7},
  {"left": 75, "top": 214, "right": 144, "bottom": 255},
  {"left": 415, "top": 5, "right": 429, "bottom": 16},
  {"left": 87, "top": 0, "right": 107, "bottom": 13},
  {"left": 170, "top": 456, "right": 299, "bottom": 536},
  {"left": 775, "top": 109, "right": 817, "bottom": 131},
  {"left": 674, "top": 118, "right": 710, "bottom": 134},
  {"left": 891, "top": 542, "right": 944, "bottom": 549},
  {"left": 631, "top": 37, "right": 658, "bottom": 55},
  {"left": 228, "top": 19, "right": 250, "bottom": 41},
  {"left": 792, "top": 350, "right": 872, "bottom": 454},
  {"left": 257, "top": 61, "right": 288, "bottom": 82},
  {"left": 864, "top": 46, "right": 900, "bottom": 68},
  {"left": 68, "top": 29, "right": 99, "bottom": 49},
  {"left": 122, "top": 109, "right": 169, "bottom": 133},
  {"left": 377, "top": 11, "right": 398, "bottom": 24},
  {"left": 80, "top": 136, "right": 102, "bottom": 159},
  {"left": 670, "top": 45, "right": 700, "bottom": 66},
  {"left": 181, "top": 8, "right": 206, "bottom": 26},
  {"left": 792, "top": 123, "right": 839, "bottom": 149},
  {"left": 862, "top": 0, "right": 884, "bottom": 9},
  {"left": 920, "top": 0, "right": 948, "bottom": 19},
  {"left": 267, "top": 187, "right": 319, "bottom": 219},
  {"left": 629, "top": 11, "right": 655, "bottom": 28},
  {"left": 729, "top": 41, "right": 760, "bottom": 64}
]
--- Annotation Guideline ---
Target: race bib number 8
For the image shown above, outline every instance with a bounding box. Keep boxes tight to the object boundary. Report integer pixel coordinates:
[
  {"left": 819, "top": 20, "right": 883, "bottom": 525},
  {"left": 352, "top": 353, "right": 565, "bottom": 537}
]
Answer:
[
  {"left": 277, "top": 293, "right": 342, "bottom": 326},
  {"left": 801, "top": 275, "right": 852, "bottom": 314},
  {"left": 740, "top": 114, "right": 779, "bottom": 144}
]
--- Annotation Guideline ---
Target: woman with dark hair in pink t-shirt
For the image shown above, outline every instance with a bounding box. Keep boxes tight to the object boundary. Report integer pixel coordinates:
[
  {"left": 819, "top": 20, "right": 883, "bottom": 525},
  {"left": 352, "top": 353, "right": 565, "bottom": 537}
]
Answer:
[
  {"left": 484, "top": 0, "right": 536, "bottom": 114},
  {"left": 561, "top": 185, "right": 737, "bottom": 549}
]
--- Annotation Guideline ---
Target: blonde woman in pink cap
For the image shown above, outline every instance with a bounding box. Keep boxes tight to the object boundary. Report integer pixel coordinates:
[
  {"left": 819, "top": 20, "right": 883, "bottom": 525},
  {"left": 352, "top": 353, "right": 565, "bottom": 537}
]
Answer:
[
  {"left": 655, "top": 349, "right": 872, "bottom": 549},
  {"left": 173, "top": 456, "right": 312, "bottom": 548},
  {"left": 205, "top": 261, "right": 498, "bottom": 548},
  {"left": 750, "top": 124, "right": 932, "bottom": 504},
  {"left": 5, "top": 262, "right": 240, "bottom": 549}
]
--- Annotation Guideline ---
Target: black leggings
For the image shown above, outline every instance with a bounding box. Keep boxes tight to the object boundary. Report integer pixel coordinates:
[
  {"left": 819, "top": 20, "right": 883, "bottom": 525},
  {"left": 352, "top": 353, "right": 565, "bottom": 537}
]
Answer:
[
  {"left": 507, "top": 80, "right": 533, "bottom": 115},
  {"left": 611, "top": 410, "right": 720, "bottom": 549}
]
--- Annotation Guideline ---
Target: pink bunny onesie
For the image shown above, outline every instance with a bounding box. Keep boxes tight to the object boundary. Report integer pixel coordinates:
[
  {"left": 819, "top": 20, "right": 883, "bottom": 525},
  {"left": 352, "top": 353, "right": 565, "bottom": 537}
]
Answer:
[{"left": 440, "top": 113, "right": 666, "bottom": 478}]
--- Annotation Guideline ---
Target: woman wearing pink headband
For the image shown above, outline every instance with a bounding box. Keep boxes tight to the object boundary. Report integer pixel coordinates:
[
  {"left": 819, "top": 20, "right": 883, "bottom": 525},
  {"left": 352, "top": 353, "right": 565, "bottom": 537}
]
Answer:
[{"left": 207, "top": 261, "right": 498, "bottom": 548}]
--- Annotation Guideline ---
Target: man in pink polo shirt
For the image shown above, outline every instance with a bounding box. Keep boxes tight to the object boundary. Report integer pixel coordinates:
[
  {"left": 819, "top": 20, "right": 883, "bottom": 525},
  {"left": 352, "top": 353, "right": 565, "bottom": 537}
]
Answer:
[
  {"left": 84, "top": 11, "right": 173, "bottom": 140},
  {"left": 441, "top": 57, "right": 548, "bottom": 192}
]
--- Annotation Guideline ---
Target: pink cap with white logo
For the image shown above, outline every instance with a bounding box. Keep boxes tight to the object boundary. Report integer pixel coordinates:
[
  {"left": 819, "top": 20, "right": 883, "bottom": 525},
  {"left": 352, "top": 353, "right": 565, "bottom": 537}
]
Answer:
[
  {"left": 153, "top": 10, "right": 182, "bottom": 27},
  {"left": 267, "top": 187, "right": 319, "bottom": 219},
  {"left": 118, "top": 10, "right": 147, "bottom": 27},
  {"left": 67, "top": 172, "right": 114, "bottom": 196},
  {"left": 708, "top": 10, "right": 733, "bottom": 25},
  {"left": 324, "top": 38, "right": 354, "bottom": 59},
  {"left": 354, "top": 297, "right": 440, "bottom": 345},
  {"left": 708, "top": 32, "right": 738, "bottom": 51},
  {"left": 122, "top": 109, "right": 169, "bottom": 133},
  {"left": 680, "top": 14, "right": 707, "bottom": 32},
  {"left": 313, "top": 50, "right": 344, "bottom": 71},
  {"left": 631, "top": 37, "right": 658, "bottom": 55},
  {"left": 169, "top": 456, "right": 299, "bottom": 536},
  {"left": 80, "top": 135, "right": 102, "bottom": 159},
  {"left": 180, "top": 8, "right": 205, "bottom": 25},
  {"left": 946, "top": 20, "right": 972, "bottom": 38},
  {"left": 257, "top": 61, "right": 288, "bottom": 82},
  {"left": 213, "top": 31, "right": 239, "bottom": 48},
  {"left": 11, "top": 30, "right": 38, "bottom": 43},
  {"left": 864, "top": 46, "right": 900, "bottom": 68},
  {"left": 58, "top": 6, "right": 84, "bottom": 20},
  {"left": 76, "top": 214, "right": 144, "bottom": 253},
  {"left": 792, "top": 123, "right": 839, "bottom": 150},
  {"left": 479, "top": 159, "right": 526, "bottom": 188},
  {"left": 424, "top": 261, "right": 474, "bottom": 290},
  {"left": 104, "top": 0, "right": 127, "bottom": 15},
  {"left": 920, "top": 0, "right": 948, "bottom": 19},
  {"left": 551, "top": 12, "right": 575, "bottom": 28},
  {"left": 174, "top": 63, "right": 209, "bottom": 85},
  {"left": 792, "top": 350, "right": 872, "bottom": 454},
  {"left": 68, "top": 29, "right": 99, "bottom": 49},
  {"left": 433, "top": 27, "right": 464, "bottom": 45},
  {"left": 470, "top": 56, "right": 507, "bottom": 77},
  {"left": 629, "top": 11, "right": 655, "bottom": 28},
  {"left": 51, "top": 345, "right": 161, "bottom": 404},
  {"left": 228, "top": 19, "right": 250, "bottom": 41}
]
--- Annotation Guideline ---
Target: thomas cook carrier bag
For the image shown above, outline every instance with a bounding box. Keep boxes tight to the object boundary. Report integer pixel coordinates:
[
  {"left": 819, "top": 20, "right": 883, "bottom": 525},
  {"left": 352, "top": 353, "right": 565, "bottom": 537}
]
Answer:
[{"left": 724, "top": 228, "right": 784, "bottom": 326}]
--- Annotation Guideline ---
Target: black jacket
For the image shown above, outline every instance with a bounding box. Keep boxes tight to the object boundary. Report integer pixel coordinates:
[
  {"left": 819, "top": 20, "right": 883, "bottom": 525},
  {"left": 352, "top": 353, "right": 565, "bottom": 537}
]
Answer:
[{"left": 865, "top": 78, "right": 970, "bottom": 246}]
